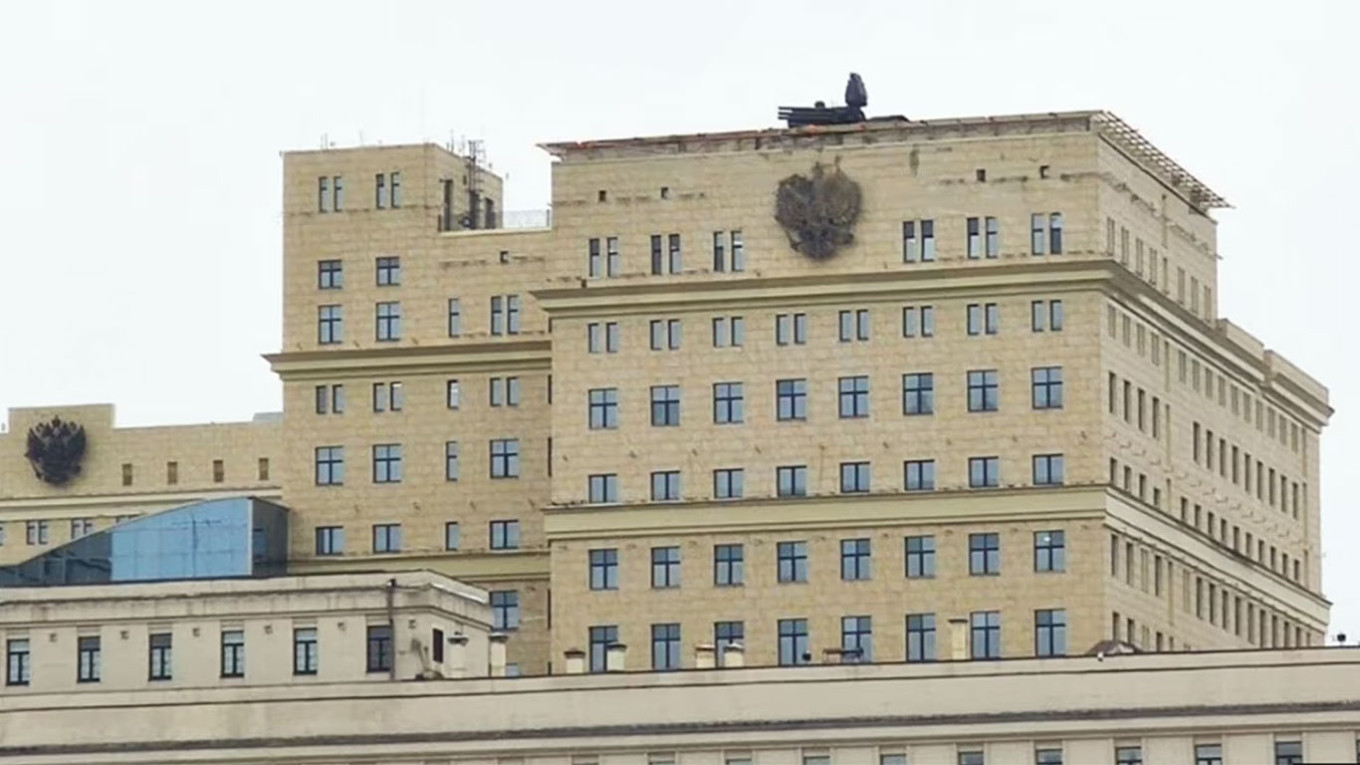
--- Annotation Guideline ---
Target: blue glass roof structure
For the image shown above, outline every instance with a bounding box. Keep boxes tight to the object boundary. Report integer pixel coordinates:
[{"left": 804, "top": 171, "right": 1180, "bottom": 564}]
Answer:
[{"left": 0, "top": 496, "right": 288, "bottom": 587}]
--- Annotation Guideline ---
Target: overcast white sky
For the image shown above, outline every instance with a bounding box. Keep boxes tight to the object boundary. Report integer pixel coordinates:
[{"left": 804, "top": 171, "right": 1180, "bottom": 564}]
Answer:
[{"left": 1, "top": 0, "right": 1355, "bottom": 639}]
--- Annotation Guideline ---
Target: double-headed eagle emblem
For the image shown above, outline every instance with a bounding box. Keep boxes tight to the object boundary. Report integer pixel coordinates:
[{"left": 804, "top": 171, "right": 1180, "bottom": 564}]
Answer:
[
  {"left": 24, "top": 416, "right": 87, "bottom": 486},
  {"left": 774, "top": 160, "right": 863, "bottom": 260}
]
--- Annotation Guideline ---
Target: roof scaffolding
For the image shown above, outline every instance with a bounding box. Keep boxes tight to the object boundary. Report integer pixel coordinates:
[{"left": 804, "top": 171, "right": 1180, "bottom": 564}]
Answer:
[{"left": 1091, "top": 111, "right": 1230, "bottom": 210}]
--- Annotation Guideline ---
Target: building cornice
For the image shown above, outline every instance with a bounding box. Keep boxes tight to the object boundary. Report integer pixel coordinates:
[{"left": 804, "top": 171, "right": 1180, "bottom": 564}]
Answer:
[
  {"left": 264, "top": 340, "right": 552, "bottom": 380},
  {"left": 544, "top": 484, "right": 1108, "bottom": 540}
]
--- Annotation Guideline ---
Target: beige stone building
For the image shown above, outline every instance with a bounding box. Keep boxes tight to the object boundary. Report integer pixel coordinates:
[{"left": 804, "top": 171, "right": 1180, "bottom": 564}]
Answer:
[
  {"left": 1, "top": 633, "right": 1358, "bottom": 763},
  {"left": 0, "top": 107, "right": 1332, "bottom": 679},
  {"left": 0, "top": 404, "right": 280, "bottom": 566}
]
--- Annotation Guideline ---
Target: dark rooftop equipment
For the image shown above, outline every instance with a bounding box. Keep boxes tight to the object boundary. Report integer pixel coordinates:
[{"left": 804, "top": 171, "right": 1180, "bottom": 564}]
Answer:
[{"left": 779, "top": 73, "right": 874, "bottom": 127}]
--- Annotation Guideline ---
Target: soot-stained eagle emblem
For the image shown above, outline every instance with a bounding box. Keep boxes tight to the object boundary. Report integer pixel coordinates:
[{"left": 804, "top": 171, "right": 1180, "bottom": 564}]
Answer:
[
  {"left": 24, "top": 416, "right": 87, "bottom": 486},
  {"left": 774, "top": 160, "right": 863, "bottom": 260}
]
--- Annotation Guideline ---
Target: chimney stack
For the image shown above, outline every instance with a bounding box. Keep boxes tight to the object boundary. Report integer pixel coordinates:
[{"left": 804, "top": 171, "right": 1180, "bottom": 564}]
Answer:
[
  {"left": 949, "top": 618, "right": 970, "bottom": 661},
  {"left": 564, "top": 649, "right": 586, "bottom": 675},
  {"left": 447, "top": 633, "right": 469, "bottom": 678},
  {"left": 694, "top": 643, "right": 716, "bottom": 669},
  {"left": 489, "top": 632, "right": 509, "bottom": 677},
  {"left": 721, "top": 641, "right": 745, "bottom": 668},
  {"left": 606, "top": 642, "right": 627, "bottom": 672}
]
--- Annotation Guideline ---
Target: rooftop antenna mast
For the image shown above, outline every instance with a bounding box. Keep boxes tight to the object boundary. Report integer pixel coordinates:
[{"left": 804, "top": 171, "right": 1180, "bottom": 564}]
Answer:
[{"left": 465, "top": 138, "right": 488, "bottom": 229}]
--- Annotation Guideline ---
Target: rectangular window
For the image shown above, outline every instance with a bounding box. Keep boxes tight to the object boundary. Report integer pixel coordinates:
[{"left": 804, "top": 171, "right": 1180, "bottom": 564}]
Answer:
[
  {"left": 77, "top": 636, "right": 100, "bottom": 682},
  {"left": 7, "top": 638, "right": 31, "bottom": 686},
  {"left": 649, "top": 318, "right": 682, "bottom": 350},
  {"left": 715, "top": 621, "right": 744, "bottom": 665},
  {"left": 714, "top": 544, "right": 745, "bottom": 586},
  {"left": 713, "top": 382, "right": 745, "bottom": 424},
  {"left": 375, "top": 301, "right": 401, "bottom": 341},
  {"left": 777, "top": 465, "right": 808, "bottom": 497},
  {"left": 713, "top": 316, "right": 745, "bottom": 347},
  {"left": 777, "top": 541, "right": 808, "bottom": 583},
  {"left": 371, "top": 444, "right": 402, "bottom": 484},
  {"left": 1036, "top": 750, "right": 1063, "bottom": 765},
  {"left": 966, "top": 216, "right": 982, "bottom": 259},
  {"left": 650, "top": 470, "right": 681, "bottom": 501},
  {"left": 1031, "top": 213, "right": 1047, "bottom": 254},
  {"left": 1033, "top": 453, "right": 1065, "bottom": 486},
  {"left": 314, "top": 526, "right": 344, "bottom": 555},
  {"left": 969, "top": 532, "right": 1001, "bottom": 575},
  {"left": 651, "top": 235, "right": 663, "bottom": 275},
  {"left": 317, "top": 305, "right": 343, "bottom": 344},
  {"left": 389, "top": 171, "right": 402, "bottom": 207},
  {"left": 1034, "top": 609, "right": 1068, "bottom": 656},
  {"left": 489, "top": 376, "right": 521, "bottom": 407},
  {"left": 904, "top": 459, "right": 936, "bottom": 491},
  {"left": 1194, "top": 744, "right": 1222, "bottom": 765},
  {"left": 651, "top": 623, "right": 681, "bottom": 670},
  {"left": 146, "top": 631, "right": 174, "bottom": 677},
  {"left": 314, "top": 446, "right": 345, "bottom": 486},
  {"left": 1031, "top": 367, "right": 1064, "bottom": 409},
  {"left": 776, "top": 379, "right": 808, "bottom": 421},
  {"left": 713, "top": 468, "right": 745, "bottom": 499},
  {"left": 293, "top": 628, "right": 318, "bottom": 675},
  {"left": 730, "top": 230, "right": 745, "bottom": 271},
  {"left": 667, "top": 233, "right": 682, "bottom": 273},
  {"left": 490, "top": 439, "right": 520, "bottom": 478},
  {"left": 447, "top": 298, "right": 462, "bottom": 336},
  {"left": 444, "top": 521, "right": 460, "bottom": 551},
  {"left": 906, "top": 613, "right": 936, "bottom": 661},
  {"left": 840, "top": 461, "right": 871, "bottom": 493},
  {"left": 371, "top": 523, "right": 402, "bottom": 553},
  {"left": 966, "top": 303, "right": 1000, "bottom": 336},
  {"left": 444, "top": 441, "right": 460, "bottom": 481},
  {"left": 838, "top": 309, "right": 871, "bottom": 341},
  {"left": 902, "top": 373, "right": 935, "bottom": 415},
  {"left": 841, "top": 615, "right": 873, "bottom": 662},
  {"left": 1032, "top": 299, "right": 1064, "bottom": 332},
  {"left": 775, "top": 312, "right": 808, "bottom": 345},
  {"left": 445, "top": 379, "right": 461, "bottom": 409},
  {"left": 712, "top": 231, "right": 726, "bottom": 271},
  {"left": 589, "top": 548, "right": 619, "bottom": 590},
  {"left": 1115, "top": 748, "right": 1142, "bottom": 765},
  {"left": 902, "top": 305, "right": 935, "bottom": 337},
  {"left": 220, "top": 630, "right": 244, "bottom": 678},
  {"left": 491, "top": 590, "right": 520, "bottom": 631},
  {"left": 588, "top": 388, "right": 619, "bottom": 430},
  {"left": 366, "top": 625, "right": 393, "bottom": 672},
  {"left": 318, "top": 259, "right": 343, "bottom": 289},
  {"left": 651, "top": 546, "right": 681, "bottom": 588},
  {"left": 905, "top": 535, "right": 936, "bottom": 578},
  {"left": 1273, "top": 741, "right": 1302, "bottom": 765},
  {"left": 589, "top": 625, "right": 618, "bottom": 673},
  {"left": 903, "top": 219, "right": 935, "bottom": 262},
  {"left": 839, "top": 375, "right": 870, "bottom": 418},
  {"left": 375, "top": 256, "right": 400, "bottom": 286},
  {"left": 490, "top": 520, "right": 521, "bottom": 550},
  {"left": 969, "top": 456, "right": 1000, "bottom": 488},
  {"left": 587, "top": 238, "right": 602, "bottom": 278},
  {"left": 985, "top": 216, "right": 1000, "bottom": 257},
  {"left": 840, "top": 538, "right": 871, "bottom": 580},
  {"left": 318, "top": 176, "right": 330, "bottom": 212},
  {"left": 778, "top": 618, "right": 810, "bottom": 665},
  {"left": 588, "top": 473, "right": 620, "bottom": 503},
  {"left": 1034, "top": 530, "right": 1066, "bottom": 572},
  {"left": 970, "top": 611, "right": 1001, "bottom": 659},
  {"left": 967, "top": 370, "right": 999, "bottom": 412},
  {"left": 651, "top": 385, "right": 681, "bottom": 426}
]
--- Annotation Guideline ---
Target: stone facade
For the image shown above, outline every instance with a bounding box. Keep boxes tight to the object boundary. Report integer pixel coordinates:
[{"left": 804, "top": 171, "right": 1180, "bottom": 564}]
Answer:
[
  {"left": 1, "top": 646, "right": 1358, "bottom": 763},
  {"left": 0, "top": 404, "right": 280, "bottom": 565},
  {"left": 0, "top": 571, "right": 496, "bottom": 694},
  {"left": 0, "top": 110, "right": 1332, "bottom": 678}
]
